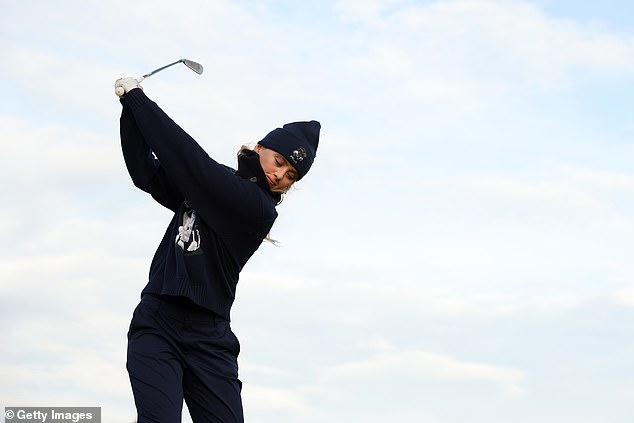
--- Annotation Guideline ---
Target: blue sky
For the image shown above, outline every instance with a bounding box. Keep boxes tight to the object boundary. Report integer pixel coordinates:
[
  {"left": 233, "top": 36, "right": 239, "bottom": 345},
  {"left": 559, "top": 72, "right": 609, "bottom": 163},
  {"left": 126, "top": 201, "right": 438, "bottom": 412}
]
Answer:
[{"left": 1, "top": 1, "right": 634, "bottom": 422}]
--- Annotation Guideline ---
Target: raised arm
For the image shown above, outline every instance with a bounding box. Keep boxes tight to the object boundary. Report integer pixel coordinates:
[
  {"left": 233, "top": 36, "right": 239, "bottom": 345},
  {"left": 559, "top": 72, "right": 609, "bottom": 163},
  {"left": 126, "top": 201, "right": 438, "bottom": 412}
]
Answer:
[
  {"left": 120, "top": 101, "right": 184, "bottom": 212},
  {"left": 120, "top": 89, "right": 276, "bottom": 235}
]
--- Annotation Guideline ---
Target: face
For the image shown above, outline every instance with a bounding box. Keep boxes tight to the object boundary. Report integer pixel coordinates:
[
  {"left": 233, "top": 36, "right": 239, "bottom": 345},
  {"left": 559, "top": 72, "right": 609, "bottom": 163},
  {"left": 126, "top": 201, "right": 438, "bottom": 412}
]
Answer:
[{"left": 254, "top": 144, "right": 298, "bottom": 192}]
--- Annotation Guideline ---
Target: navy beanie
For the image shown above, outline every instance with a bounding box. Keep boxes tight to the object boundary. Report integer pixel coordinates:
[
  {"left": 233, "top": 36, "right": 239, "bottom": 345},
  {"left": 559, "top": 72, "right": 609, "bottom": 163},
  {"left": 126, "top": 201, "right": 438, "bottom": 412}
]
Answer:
[{"left": 258, "top": 120, "right": 320, "bottom": 180}]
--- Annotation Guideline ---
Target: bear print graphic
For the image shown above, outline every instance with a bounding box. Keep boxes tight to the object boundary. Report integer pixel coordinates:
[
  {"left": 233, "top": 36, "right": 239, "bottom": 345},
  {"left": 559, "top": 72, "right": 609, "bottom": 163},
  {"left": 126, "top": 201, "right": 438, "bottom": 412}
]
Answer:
[{"left": 175, "top": 208, "right": 202, "bottom": 255}]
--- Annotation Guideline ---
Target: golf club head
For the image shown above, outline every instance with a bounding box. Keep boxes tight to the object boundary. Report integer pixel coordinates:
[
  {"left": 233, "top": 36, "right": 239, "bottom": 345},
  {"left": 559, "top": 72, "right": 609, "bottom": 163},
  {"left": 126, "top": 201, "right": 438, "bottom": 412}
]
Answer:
[{"left": 182, "top": 59, "right": 204, "bottom": 75}]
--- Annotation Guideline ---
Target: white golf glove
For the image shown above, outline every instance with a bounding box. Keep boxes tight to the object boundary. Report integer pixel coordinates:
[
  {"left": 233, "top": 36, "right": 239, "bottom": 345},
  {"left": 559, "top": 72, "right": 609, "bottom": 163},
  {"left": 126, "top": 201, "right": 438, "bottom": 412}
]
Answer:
[{"left": 114, "top": 77, "right": 141, "bottom": 97}]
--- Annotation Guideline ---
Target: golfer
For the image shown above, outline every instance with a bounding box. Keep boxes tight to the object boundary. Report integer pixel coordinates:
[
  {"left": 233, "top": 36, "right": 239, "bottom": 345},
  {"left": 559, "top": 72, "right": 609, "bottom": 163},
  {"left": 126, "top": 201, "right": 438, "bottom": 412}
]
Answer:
[{"left": 114, "top": 77, "right": 320, "bottom": 422}]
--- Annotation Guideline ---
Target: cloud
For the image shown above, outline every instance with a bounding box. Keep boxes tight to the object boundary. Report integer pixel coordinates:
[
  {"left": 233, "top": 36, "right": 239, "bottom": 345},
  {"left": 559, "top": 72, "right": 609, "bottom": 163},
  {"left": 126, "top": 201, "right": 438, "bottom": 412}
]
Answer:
[
  {"left": 420, "top": 174, "right": 600, "bottom": 209},
  {"left": 0, "top": 116, "right": 124, "bottom": 195},
  {"left": 335, "top": 0, "right": 402, "bottom": 25},
  {"left": 321, "top": 348, "right": 526, "bottom": 395},
  {"left": 242, "top": 384, "right": 319, "bottom": 415},
  {"left": 336, "top": 0, "right": 634, "bottom": 114},
  {"left": 609, "top": 288, "right": 634, "bottom": 308}
]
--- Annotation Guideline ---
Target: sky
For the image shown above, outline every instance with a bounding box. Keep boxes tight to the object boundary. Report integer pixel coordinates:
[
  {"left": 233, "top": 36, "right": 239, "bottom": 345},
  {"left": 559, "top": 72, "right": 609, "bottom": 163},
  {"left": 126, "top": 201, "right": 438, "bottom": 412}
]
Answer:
[{"left": 1, "top": 0, "right": 634, "bottom": 422}]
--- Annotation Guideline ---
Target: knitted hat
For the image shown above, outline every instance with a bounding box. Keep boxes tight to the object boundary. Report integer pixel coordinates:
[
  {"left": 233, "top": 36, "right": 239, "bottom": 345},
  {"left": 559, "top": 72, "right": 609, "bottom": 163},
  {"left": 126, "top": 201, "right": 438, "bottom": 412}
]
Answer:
[{"left": 258, "top": 120, "right": 320, "bottom": 180}]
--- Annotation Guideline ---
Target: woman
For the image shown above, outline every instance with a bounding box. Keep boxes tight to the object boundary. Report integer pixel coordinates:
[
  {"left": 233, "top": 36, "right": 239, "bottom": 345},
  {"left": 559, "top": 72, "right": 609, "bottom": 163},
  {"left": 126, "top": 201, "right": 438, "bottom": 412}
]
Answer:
[{"left": 114, "top": 77, "right": 320, "bottom": 422}]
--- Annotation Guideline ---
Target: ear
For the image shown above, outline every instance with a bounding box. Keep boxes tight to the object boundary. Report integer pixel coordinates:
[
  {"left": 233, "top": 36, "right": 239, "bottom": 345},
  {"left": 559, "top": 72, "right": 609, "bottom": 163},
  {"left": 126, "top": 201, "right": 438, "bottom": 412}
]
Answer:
[{"left": 254, "top": 143, "right": 263, "bottom": 153}]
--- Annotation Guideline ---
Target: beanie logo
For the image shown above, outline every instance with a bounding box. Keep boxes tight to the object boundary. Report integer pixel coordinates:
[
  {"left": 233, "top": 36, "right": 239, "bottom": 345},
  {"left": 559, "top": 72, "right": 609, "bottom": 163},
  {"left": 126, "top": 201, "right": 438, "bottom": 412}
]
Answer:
[{"left": 290, "top": 147, "right": 307, "bottom": 163}]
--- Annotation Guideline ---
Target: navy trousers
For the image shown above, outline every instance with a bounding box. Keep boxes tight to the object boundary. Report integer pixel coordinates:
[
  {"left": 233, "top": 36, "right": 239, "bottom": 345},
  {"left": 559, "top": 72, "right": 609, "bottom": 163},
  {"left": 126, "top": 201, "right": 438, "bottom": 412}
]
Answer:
[{"left": 127, "top": 294, "right": 244, "bottom": 423}]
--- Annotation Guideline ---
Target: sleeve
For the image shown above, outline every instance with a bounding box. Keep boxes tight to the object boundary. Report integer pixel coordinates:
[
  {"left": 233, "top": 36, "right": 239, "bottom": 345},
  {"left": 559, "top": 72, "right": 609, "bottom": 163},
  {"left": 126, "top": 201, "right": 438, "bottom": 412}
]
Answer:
[
  {"left": 120, "top": 90, "right": 276, "bottom": 235},
  {"left": 120, "top": 101, "right": 184, "bottom": 212}
]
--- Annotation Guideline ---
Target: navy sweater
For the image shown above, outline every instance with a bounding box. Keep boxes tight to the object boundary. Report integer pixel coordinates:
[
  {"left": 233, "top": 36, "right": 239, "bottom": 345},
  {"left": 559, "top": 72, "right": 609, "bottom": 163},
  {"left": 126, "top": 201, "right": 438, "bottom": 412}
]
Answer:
[{"left": 119, "top": 89, "right": 278, "bottom": 321}]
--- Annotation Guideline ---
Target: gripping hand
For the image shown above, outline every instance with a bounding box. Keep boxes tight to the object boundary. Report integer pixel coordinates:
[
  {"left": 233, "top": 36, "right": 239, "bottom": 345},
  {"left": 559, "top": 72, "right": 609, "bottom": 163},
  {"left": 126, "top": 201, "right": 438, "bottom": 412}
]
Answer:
[{"left": 115, "top": 77, "right": 141, "bottom": 97}]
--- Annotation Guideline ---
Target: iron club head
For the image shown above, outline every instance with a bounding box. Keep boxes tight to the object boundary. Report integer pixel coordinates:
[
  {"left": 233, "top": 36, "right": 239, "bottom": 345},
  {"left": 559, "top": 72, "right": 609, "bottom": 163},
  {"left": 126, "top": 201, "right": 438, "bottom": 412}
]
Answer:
[{"left": 182, "top": 59, "right": 203, "bottom": 75}]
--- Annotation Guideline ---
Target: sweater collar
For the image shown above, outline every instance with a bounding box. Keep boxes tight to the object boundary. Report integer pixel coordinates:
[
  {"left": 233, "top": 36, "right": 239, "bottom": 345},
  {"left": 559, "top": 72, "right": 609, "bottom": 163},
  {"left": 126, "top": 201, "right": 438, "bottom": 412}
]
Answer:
[{"left": 236, "top": 149, "right": 282, "bottom": 204}]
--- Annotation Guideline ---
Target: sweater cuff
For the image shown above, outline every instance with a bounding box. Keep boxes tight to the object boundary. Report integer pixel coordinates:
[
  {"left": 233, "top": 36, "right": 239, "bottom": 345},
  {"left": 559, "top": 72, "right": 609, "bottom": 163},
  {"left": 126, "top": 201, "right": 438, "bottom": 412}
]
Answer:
[{"left": 123, "top": 88, "right": 150, "bottom": 111}]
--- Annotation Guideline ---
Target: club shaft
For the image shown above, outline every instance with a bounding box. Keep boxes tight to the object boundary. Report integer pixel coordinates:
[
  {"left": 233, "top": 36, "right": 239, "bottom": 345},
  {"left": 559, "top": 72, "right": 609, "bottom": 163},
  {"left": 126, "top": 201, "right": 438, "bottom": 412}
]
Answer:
[{"left": 137, "top": 59, "right": 184, "bottom": 82}]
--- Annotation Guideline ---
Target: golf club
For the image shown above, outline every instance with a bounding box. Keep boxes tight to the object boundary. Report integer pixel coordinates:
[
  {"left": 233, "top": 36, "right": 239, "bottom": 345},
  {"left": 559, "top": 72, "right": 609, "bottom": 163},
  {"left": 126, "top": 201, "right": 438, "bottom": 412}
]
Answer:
[{"left": 115, "top": 58, "right": 204, "bottom": 96}]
